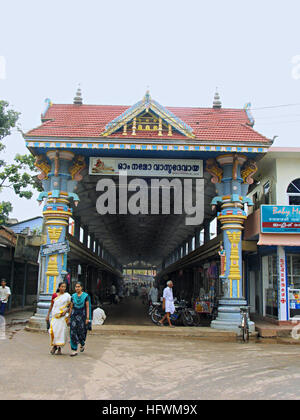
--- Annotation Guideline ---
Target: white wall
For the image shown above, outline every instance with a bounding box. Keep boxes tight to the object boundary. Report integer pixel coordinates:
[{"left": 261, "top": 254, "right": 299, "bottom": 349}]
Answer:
[
  {"left": 248, "top": 154, "right": 300, "bottom": 207},
  {"left": 275, "top": 158, "right": 300, "bottom": 205}
]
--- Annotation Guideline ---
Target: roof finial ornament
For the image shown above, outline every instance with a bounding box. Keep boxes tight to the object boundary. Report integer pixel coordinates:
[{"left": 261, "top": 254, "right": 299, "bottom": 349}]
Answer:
[
  {"left": 144, "top": 87, "right": 151, "bottom": 104},
  {"left": 73, "top": 84, "right": 83, "bottom": 105},
  {"left": 213, "top": 87, "right": 222, "bottom": 109}
]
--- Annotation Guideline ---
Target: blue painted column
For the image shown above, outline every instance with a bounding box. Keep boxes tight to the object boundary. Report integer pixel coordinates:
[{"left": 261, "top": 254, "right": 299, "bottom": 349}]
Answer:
[
  {"left": 28, "top": 151, "right": 86, "bottom": 330},
  {"left": 206, "top": 154, "right": 257, "bottom": 332}
]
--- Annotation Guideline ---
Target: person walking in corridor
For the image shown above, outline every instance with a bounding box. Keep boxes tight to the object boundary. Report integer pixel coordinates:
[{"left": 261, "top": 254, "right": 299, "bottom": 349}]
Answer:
[
  {"left": 148, "top": 283, "right": 158, "bottom": 304},
  {"left": 110, "top": 283, "right": 116, "bottom": 304},
  {"left": 0, "top": 279, "right": 11, "bottom": 317},
  {"left": 69, "top": 282, "right": 91, "bottom": 357},
  {"left": 158, "top": 281, "right": 175, "bottom": 328}
]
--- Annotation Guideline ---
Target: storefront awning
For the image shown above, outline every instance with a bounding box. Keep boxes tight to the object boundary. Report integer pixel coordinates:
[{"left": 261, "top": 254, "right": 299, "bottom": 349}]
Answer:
[{"left": 258, "top": 233, "right": 300, "bottom": 246}]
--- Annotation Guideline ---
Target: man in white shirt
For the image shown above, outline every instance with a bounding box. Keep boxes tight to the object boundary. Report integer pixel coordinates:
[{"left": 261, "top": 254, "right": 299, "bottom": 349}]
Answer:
[
  {"left": 148, "top": 284, "right": 158, "bottom": 304},
  {"left": 92, "top": 305, "right": 107, "bottom": 325},
  {"left": 158, "top": 281, "right": 175, "bottom": 328},
  {"left": 0, "top": 279, "right": 11, "bottom": 316}
]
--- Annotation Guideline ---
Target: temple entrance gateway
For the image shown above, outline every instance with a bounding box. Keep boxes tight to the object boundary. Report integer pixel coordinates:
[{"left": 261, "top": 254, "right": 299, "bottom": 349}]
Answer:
[{"left": 24, "top": 90, "right": 273, "bottom": 331}]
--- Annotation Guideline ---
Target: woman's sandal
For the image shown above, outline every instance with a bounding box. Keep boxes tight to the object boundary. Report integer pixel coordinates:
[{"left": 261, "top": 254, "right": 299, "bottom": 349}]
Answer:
[
  {"left": 80, "top": 345, "right": 85, "bottom": 352},
  {"left": 56, "top": 347, "right": 62, "bottom": 355},
  {"left": 50, "top": 346, "right": 57, "bottom": 355},
  {"left": 70, "top": 351, "right": 78, "bottom": 357}
]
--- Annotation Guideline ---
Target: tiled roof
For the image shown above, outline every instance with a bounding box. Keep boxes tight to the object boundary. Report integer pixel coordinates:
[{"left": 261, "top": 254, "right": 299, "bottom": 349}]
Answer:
[
  {"left": 8, "top": 216, "right": 43, "bottom": 234},
  {"left": 24, "top": 103, "right": 271, "bottom": 144}
]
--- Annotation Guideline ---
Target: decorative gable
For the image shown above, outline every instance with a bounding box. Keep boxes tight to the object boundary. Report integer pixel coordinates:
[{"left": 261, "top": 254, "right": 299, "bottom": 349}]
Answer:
[{"left": 101, "top": 91, "right": 195, "bottom": 138}]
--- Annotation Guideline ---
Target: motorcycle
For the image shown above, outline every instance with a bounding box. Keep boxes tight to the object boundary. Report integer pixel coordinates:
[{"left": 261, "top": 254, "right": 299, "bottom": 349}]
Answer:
[{"left": 151, "top": 299, "right": 200, "bottom": 326}]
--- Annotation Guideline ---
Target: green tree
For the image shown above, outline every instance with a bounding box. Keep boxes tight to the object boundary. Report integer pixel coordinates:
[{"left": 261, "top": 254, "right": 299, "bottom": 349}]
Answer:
[{"left": 0, "top": 100, "right": 41, "bottom": 225}]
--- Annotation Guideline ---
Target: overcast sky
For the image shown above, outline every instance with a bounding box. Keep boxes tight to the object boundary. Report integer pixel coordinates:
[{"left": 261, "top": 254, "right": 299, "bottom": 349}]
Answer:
[{"left": 1, "top": 0, "right": 300, "bottom": 221}]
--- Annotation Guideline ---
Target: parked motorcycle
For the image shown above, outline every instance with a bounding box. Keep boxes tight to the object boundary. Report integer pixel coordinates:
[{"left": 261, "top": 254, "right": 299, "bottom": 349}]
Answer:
[{"left": 150, "top": 300, "right": 200, "bottom": 326}]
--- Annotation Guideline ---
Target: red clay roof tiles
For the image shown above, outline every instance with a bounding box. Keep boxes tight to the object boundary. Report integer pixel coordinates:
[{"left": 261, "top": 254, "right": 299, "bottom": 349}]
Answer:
[{"left": 24, "top": 103, "right": 271, "bottom": 144}]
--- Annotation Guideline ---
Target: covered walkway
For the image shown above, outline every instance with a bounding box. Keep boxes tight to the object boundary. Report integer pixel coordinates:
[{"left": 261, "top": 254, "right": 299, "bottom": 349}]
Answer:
[
  {"left": 24, "top": 90, "right": 273, "bottom": 332},
  {"left": 102, "top": 297, "right": 152, "bottom": 326}
]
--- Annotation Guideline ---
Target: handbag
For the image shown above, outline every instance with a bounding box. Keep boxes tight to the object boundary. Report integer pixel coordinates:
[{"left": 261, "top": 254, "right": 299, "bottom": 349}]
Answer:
[
  {"left": 87, "top": 320, "right": 92, "bottom": 331},
  {"left": 46, "top": 320, "right": 50, "bottom": 330}
]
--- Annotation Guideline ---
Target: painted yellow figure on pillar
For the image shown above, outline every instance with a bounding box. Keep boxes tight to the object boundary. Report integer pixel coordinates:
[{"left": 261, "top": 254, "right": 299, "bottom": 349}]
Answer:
[{"left": 227, "top": 231, "right": 241, "bottom": 297}]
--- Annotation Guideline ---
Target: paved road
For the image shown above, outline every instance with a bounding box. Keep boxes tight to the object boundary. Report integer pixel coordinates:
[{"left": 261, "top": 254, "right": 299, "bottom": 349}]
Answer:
[{"left": 1, "top": 327, "right": 300, "bottom": 400}]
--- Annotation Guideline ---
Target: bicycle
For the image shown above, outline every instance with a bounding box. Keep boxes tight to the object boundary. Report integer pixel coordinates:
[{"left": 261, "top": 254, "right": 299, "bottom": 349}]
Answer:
[{"left": 239, "top": 306, "right": 250, "bottom": 343}]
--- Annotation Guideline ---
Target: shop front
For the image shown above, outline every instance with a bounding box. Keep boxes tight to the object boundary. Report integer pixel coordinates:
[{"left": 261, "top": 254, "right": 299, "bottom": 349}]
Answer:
[
  {"left": 157, "top": 235, "right": 256, "bottom": 325},
  {"left": 256, "top": 205, "right": 300, "bottom": 323}
]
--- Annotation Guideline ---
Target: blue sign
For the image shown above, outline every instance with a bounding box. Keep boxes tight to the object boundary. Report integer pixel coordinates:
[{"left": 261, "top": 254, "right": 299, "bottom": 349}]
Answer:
[
  {"left": 261, "top": 205, "right": 300, "bottom": 233},
  {"left": 41, "top": 240, "right": 70, "bottom": 256}
]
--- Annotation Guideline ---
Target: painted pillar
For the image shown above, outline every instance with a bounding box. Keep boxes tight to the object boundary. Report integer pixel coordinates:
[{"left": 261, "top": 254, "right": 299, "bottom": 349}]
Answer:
[
  {"left": 28, "top": 151, "right": 86, "bottom": 330},
  {"left": 206, "top": 154, "right": 257, "bottom": 331}
]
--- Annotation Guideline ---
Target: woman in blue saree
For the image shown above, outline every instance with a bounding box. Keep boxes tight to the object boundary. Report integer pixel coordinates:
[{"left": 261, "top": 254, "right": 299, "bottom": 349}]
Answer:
[{"left": 69, "top": 282, "right": 91, "bottom": 357}]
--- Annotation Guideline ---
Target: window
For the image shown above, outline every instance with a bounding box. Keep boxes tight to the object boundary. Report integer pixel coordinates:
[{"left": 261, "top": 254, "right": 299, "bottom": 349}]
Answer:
[
  {"left": 210, "top": 218, "right": 217, "bottom": 239},
  {"left": 68, "top": 217, "right": 75, "bottom": 235},
  {"left": 80, "top": 227, "right": 84, "bottom": 243},
  {"left": 287, "top": 178, "right": 300, "bottom": 205},
  {"left": 287, "top": 255, "right": 300, "bottom": 288},
  {"left": 263, "top": 181, "right": 271, "bottom": 204},
  {"left": 252, "top": 192, "right": 259, "bottom": 210}
]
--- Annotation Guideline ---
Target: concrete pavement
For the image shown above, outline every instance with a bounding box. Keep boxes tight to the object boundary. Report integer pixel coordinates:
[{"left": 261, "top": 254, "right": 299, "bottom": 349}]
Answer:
[{"left": 1, "top": 327, "right": 300, "bottom": 399}]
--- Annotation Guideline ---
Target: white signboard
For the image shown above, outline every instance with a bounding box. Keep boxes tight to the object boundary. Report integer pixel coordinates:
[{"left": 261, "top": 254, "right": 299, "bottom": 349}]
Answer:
[{"left": 89, "top": 157, "right": 203, "bottom": 178}]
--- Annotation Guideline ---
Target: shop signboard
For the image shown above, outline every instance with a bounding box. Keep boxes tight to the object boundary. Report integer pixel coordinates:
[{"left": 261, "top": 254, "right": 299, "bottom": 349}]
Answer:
[
  {"left": 288, "top": 288, "right": 300, "bottom": 319},
  {"left": 40, "top": 240, "right": 70, "bottom": 256},
  {"left": 89, "top": 157, "right": 203, "bottom": 178},
  {"left": 277, "top": 246, "right": 288, "bottom": 321},
  {"left": 261, "top": 205, "right": 300, "bottom": 233}
]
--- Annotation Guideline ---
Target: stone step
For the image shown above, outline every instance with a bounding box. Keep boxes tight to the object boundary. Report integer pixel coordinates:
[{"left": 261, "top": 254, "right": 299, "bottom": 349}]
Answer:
[{"left": 26, "top": 322, "right": 258, "bottom": 342}]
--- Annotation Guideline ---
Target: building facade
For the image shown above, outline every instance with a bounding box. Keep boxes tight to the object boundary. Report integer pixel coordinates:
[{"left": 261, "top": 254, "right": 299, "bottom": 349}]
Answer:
[{"left": 245, "top": 148, "right": 300, "bottom": 323}]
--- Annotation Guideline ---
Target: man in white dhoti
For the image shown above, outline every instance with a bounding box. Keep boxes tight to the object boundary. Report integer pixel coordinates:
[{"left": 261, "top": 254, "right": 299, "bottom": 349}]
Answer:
[
  {"left": 158, "top": 281, "right": 175, "bottom": 327},
  {"left": 92, "top": 305, "right": 107, "bottom": 325}
]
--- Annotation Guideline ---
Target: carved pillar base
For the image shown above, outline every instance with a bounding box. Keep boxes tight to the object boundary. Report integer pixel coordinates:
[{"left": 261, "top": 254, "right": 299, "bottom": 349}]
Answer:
[
  {"left": 211, "top": 298, "right": 255, "bottom": 332},
  {"left": 27, "top": 294, "right": 51, "bottom": 331}
]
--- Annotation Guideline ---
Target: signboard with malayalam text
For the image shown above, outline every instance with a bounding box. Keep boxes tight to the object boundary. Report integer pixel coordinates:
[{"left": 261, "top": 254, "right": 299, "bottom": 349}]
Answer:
[
  {"left": 261, "top": 205, "right": 300, "bottom": 233},
  {"left": 89, "top": 157, "right": 203, "bottom": 178},
  {"left": 40, "top": 240, "right": 70, "bottom": 257}
]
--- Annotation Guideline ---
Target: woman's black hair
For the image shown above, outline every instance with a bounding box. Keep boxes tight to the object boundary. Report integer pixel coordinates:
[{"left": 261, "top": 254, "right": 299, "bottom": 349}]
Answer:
[
  {"left": 56, "top": 282, "right": 67, "bottom": 293},
  {"left": 75, "top": 281, "right": 83, "bottom": 289}
]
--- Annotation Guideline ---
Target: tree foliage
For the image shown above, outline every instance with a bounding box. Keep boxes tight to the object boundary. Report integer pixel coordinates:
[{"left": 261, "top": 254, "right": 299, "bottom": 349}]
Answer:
[
  {"left": 0, "top": 100, "right": 41, "bottom": 225},
  {"left": 0, "top": 101, "right": 20, "bottom": 141}
]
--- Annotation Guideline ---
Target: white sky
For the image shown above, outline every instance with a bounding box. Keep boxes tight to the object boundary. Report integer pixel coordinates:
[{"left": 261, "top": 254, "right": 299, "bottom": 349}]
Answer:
[{"left": 1, "top": 0, "right": 300, "bottom": 220}]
